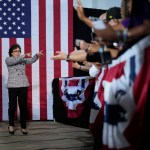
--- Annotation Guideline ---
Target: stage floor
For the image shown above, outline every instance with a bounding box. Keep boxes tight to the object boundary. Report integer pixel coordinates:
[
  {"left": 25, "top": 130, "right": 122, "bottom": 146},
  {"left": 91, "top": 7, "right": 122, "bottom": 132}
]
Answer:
[{"left": 0, "top": 121, "right": 93, "bottom": 150}]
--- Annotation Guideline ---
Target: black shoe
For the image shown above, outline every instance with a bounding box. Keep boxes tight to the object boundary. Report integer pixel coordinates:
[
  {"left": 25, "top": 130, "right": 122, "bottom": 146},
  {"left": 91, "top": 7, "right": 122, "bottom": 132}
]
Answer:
[
  {"left": 21, "top": 129, "right": 28, "bottom": 135},
  {"left": 8, "top": 126, "right": 14, "bottom": 134}
]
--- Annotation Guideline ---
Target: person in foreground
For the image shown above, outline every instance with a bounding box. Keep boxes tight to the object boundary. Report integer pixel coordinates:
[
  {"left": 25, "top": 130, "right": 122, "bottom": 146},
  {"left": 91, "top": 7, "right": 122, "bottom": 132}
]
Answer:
[{"left": 5, "top": 43, "right": 43, "bottom": 135}]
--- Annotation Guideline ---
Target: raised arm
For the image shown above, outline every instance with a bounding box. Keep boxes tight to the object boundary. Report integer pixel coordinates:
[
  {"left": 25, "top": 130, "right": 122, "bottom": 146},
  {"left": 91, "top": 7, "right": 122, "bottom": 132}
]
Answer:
[
  {"left": 5, "top": 55, "right": 26, "bottom": 66},
  {"left": 76, "top": 0, "right": 93, "bottom": 28},
  {"left": 51, "top": 50, "right": 87, "bottom": 62},
  {"left": 24, "top": 50, "right": 44, "bottom": 64}
]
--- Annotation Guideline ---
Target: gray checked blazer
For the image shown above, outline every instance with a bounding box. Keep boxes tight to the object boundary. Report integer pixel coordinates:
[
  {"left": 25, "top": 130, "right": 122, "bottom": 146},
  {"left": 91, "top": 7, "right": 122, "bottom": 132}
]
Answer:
[{"left": 5, "top": 54, "right": 39, "bottom": 88}]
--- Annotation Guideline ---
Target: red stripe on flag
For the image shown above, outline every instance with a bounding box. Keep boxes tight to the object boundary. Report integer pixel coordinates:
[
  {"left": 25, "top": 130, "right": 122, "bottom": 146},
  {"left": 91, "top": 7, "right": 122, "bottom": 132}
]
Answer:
[
  {"left": 0, "top": 38, "right": 2, "bottom": 121},
  {"left": 9, "top": 38, "right": 17, "bottom": 46},
  {"left": 54, "top": 0, "right": 61, "bottom": 78},
  {"left": 39, "top": 0, "right": 47, "bottom": 120},
  {"left": 24, "top": 38, "right": 32, "bottom": 120},
  {"left": 68, "top": 0, "right": 74, "bottom": 77}
]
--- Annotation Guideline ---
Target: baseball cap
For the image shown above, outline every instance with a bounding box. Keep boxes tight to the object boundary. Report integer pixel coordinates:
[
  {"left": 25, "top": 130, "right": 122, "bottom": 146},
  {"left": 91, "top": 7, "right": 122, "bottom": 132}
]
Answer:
[{"left": 106, "top": 7, "right": 121, "bottom": 21}]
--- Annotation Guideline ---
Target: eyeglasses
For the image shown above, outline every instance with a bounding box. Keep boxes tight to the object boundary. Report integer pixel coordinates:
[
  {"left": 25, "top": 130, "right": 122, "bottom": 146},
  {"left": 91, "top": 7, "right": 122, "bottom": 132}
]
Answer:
[{"left": 12, "top": 50, "right": 21, "bottom": 53}]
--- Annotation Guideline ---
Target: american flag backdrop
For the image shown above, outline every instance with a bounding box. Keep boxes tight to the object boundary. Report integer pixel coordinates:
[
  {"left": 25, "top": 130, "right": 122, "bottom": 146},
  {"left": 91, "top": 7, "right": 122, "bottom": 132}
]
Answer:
[{"left": 0, "top": 0, "right": 73, "bottom": 121}]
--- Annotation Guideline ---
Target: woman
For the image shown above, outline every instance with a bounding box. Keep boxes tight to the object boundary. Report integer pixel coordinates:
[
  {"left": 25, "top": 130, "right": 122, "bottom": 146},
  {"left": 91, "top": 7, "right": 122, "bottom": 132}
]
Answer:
[{"left": 5, "top": 43, "right": 43, "bottom": 135}]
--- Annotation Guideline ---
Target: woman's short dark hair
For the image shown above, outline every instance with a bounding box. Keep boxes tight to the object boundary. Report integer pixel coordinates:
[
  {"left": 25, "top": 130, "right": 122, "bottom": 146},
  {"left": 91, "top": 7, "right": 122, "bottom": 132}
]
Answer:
[{"left": 9, "top": 43, "right": 21, "bottom": 57}]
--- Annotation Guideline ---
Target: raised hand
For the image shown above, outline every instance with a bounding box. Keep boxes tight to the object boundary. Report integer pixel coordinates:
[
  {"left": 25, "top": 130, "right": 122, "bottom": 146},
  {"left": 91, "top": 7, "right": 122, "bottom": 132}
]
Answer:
[
  {"left": 37, "top": 50, "right": 44, "bottom": 57},
  {"left": 76, "top": 0, "right": 93, "bottom": 28},
  {"left": 76, "top": 0, "right": 86, "bottom": 21},
  {"left": 25, "top": 53, "right": 32, "bottom": 57},
  {"left": 51, "top": 51, "right": 67, "bottom": 60}
]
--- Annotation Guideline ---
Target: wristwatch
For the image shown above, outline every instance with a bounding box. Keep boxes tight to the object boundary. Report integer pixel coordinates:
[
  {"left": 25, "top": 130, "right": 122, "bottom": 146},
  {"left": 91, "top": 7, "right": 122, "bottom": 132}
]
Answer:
[{"left": 66, "top": 54, "right": 70, "bottom": 62}]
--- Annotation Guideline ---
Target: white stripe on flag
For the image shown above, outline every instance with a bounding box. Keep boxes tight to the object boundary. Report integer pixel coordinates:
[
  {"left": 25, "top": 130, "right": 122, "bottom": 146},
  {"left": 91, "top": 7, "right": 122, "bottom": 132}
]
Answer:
[
  {"left": 17, "top": 38, "right": 25, "bottom": 54},
  {"left": 2, "top": 39, "right": 9, "bottom": 120},
  {"left": 61, "top": 0, "right": 69, "bottom": 77},
  {"left": 46, "top": 0, "right": 54, "bottom": 120},
  {"left": 31, "top": 0, "right": 40, "bottom": 120}
]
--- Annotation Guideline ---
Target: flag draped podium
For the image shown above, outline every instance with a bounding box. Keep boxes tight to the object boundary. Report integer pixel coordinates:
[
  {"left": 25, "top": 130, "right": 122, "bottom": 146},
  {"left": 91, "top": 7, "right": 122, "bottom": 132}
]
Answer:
[
  {"left": 0, "top": 0, "right": 73, "bottom": 121},
  {"left": 52, "top": 76, "right": 95, "bottom": 128}
]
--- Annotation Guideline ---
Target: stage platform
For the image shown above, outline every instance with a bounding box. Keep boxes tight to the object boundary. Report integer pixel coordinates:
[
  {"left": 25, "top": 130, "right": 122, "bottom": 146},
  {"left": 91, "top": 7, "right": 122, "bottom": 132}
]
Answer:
[{"left": 0, "top": 121, "right": 94, "bottom": 150}]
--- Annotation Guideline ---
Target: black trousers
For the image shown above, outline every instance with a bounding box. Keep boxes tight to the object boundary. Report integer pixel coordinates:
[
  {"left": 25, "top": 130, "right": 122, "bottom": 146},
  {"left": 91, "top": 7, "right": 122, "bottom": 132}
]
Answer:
[{"left": 8, "top": 87, "right": 28, "bottom": 129}]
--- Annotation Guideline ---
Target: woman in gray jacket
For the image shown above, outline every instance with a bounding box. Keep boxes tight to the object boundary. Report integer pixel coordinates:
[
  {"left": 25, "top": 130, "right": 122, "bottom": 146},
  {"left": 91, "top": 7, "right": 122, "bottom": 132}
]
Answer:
[{"left": 5, "top": 43, "right": 43, "bottom": 135}]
